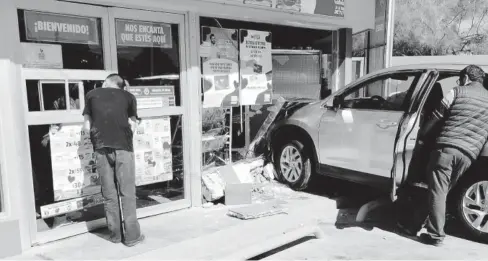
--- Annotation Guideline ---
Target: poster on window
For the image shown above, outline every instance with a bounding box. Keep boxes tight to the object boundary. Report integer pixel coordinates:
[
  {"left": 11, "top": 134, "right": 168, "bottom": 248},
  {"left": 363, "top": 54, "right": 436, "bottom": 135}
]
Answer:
[
  {"left": 115, "top": 19, "right": 173, "bottom": 48},
  {"left": 21, "top": 43, "right": 63, "bottom": 69},
  {"left": 243, "top": 0, "right": 273, "bottom": 7},
  {"left": 133, "top": 117, "right": 173, "bottom": 186},
  {"left": 200, "top": 26, "right": 240, "bottom": 108},
  {"left": 24, "top": 10, "right": 100, "bottom": 45},
  {"left": 40, "top": 193, "right": 104, "bottom": 219},
  {"left": 50, "top": 125, "right": 100, "bottom": 201},
  {"left": 127, "top": 85, "right": 176, "bottom": 109},
  {"left": 276, "top": 0, "right": 301, "bottom": 11},
  {"left": 239, "top": 29, "right": 273, "bottom": 105}
]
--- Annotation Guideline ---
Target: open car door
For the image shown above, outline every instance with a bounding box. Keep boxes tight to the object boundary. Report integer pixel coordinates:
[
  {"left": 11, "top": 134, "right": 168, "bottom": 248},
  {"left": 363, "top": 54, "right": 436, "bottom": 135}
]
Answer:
[{"left": 390, "top": 70, "right": 440, "bottom": 201}]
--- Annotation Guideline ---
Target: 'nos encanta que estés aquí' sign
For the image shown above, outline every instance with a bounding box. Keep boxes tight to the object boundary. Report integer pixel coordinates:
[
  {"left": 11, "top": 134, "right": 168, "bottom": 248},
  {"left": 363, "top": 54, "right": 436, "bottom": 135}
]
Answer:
[{"left": 116, "top": 19, "right": 173, "bottom": 48}]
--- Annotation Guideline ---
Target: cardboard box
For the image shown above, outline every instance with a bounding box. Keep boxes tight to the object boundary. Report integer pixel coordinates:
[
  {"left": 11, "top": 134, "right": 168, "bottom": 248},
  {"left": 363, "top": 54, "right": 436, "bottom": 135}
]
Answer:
[{"left": 219, "top": 165, "right": 253, "bottom": 205}]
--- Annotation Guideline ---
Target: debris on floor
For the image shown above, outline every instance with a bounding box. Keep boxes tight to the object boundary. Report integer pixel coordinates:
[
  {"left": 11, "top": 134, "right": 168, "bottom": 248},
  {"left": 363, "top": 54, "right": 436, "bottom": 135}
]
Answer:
[
  {"left": 232, "top": 157, "right": 265, "bottom": 184},
  {"left": 247, "top": 97, "right": 287, "bottom": 158},
  {"left": 225, "top": 183, "right": 253, "bottom": 205},
  {"left": 201, "top": 156, "right": 307, "bottom": 208},
  {"left": 263, "top": 163, "right": 276, "bottom": 181},
  {"left": 227, "top": 201, "right": 287, "bottom": 220},
  {"left": 202, "top": 156, "right": 270, "bottom": 204},
  {"left": 202, "top": 202, "right": 215, "bottom": 208},
  {"left": 252, "top": 181, "right": 309, "bottom": 203},
  {"left": 202, "top": 168, "right": 226, "bottom": 202}
]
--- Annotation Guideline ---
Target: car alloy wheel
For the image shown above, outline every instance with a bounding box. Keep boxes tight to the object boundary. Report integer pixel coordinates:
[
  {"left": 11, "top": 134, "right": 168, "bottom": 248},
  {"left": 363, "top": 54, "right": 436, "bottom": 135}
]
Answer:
[
  {"left": 462, "top": 181, "right": 488, "bottom": 233},
  {"left": 279, "top": 145, "right": 303, "bottom": 183}
]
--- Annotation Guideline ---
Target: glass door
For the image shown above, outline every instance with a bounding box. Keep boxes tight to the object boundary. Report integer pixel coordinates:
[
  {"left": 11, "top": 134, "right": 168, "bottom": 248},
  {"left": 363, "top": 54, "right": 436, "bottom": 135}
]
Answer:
[
  {"left": 17, "top": 0, "right": 191, "bottom": 245},
  {"left": 108, "top": 8, "right": 191, "bottom": 218},
  {"left": 16, "top": 0, "right": 115, "bottom": 245}
]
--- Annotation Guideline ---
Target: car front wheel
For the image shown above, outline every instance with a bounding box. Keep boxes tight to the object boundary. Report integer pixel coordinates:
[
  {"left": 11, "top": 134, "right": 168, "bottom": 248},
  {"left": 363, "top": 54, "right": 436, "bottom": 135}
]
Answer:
[
  {"left": 454, "top": 177, "right": 488, "bottom": 242},
  {"left": 274, "top": 140, "right": 312, "bottom": 191}
]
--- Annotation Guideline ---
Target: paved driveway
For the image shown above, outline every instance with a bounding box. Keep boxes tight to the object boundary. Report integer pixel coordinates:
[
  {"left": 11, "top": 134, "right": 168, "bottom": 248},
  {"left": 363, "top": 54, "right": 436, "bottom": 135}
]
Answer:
[{"left": 265, "top": 177, "right": 488, "bottom": 260}]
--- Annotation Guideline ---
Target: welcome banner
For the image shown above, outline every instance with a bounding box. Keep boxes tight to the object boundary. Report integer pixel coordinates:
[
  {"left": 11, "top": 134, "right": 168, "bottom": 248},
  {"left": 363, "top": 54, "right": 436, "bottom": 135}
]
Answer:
[{"left": 24, "top": 11, "right": 100, "bottom": 44}]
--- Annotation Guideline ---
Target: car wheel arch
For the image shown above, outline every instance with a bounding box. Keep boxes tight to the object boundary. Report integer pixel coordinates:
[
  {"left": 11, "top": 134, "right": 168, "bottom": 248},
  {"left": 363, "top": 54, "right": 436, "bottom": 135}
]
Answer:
[
  {"left": 447, "top": 157, "right": 488, "bottom": 202},
  {"left": 270, "top": 125, "right": 319, "bottom": 166}
]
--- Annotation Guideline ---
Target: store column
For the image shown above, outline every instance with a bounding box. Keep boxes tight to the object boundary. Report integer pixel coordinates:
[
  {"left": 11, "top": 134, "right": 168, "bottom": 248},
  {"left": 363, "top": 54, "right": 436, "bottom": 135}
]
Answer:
[
  {"left": 0, "top": 0, "right": 35, "bottom": 257},
  {"left": 331, "top": 28, "right": 353, "bottom": 91}
]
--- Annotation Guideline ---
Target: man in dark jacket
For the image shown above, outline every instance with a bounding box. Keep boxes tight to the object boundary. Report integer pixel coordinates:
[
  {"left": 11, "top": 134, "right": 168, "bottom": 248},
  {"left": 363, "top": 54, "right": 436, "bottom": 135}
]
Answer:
[{"left": 417, "top": 65, "right": 488, "bottom": 246}]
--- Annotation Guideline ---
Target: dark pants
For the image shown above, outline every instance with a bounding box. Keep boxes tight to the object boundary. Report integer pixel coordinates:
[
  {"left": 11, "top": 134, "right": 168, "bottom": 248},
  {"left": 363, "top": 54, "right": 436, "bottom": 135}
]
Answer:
[
  {"left": 422, "top": 147, "right": 472, "bottom": 240},
  {"left": 95, "top": 148, "right": 141, "bottom": 244}
]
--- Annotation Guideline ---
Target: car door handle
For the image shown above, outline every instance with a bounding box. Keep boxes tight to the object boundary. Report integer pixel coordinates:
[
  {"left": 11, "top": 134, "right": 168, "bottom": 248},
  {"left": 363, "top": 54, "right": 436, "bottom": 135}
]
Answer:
[{"left": 376, "top": 120, "right": 398, "bottom": 129}]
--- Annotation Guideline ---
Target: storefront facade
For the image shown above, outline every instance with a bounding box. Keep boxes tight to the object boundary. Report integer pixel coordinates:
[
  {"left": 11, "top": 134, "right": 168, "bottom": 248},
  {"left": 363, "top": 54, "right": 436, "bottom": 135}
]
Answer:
[{"left": 0, "top": 0, "right": 374, "bottom": 257}]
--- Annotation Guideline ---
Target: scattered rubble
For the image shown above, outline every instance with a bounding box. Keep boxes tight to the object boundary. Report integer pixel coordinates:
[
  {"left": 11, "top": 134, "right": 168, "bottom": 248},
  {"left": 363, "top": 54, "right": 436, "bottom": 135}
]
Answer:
[
  {"left": 201, "top": 156, "right": 271, "bottom": 203},
  {"left": 263, "top": 163, "right": 276, "bottom": 180},
  {"left": 202, "top": 169, "right": 226, "bottom": 202},
  {"left": 201, "top": 155, "right": 308, "bottom": 208},
  {"left": 227, "top": 201, "right": 287, "bottom": 220},
  {"left": 202, "top": 202, "right": 215, "bottom": 208}
]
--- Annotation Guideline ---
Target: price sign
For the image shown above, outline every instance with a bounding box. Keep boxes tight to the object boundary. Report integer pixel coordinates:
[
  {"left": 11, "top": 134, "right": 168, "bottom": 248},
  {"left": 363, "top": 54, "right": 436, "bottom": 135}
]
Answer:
[
  {"left": 40, "top": 193, "right": 104, "bottom": 219},
  {"left": 133, "top": 117, "right": 174, "bottom": 186},
  {"left": 50, "top": 124, "right": 100, "bottom": 201}
]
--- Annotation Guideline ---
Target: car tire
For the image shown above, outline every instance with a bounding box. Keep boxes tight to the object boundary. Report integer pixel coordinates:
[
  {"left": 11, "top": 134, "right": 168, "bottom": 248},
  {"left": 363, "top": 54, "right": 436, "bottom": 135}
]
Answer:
[
  {"left": 453, "top": 175, "right": 488, "bottom": 242},
  {"left": 273, "top": 139, "right": 313, "bottom": 191}
]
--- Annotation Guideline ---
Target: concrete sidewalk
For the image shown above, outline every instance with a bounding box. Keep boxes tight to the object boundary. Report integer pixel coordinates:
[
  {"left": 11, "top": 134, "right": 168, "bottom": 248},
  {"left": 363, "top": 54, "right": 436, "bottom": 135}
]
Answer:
[{"left": 8, "top": 189, "right": 337, "bottom": 260}]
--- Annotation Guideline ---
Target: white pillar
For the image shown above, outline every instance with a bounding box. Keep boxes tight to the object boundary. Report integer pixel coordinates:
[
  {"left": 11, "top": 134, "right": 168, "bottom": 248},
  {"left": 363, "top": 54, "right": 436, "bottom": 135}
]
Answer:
[
  {"left": 384, "top": 0, "right": 395, "bottom": 68},
  {"left": 0, "top": 0, "right": 36, "bottom": 253}
]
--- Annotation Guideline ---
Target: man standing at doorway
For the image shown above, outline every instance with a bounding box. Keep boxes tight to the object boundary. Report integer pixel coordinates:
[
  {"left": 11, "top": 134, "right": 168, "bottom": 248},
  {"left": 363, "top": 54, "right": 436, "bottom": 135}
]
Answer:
[{"left": 83, "top": 74, "right": 144, "bottom": 247}]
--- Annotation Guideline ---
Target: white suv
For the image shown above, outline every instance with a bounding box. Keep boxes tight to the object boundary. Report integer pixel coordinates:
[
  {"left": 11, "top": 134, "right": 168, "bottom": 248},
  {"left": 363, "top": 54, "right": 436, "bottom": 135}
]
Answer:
[{"left": 268, "top": 64, "right": 488, "bottom": 241}]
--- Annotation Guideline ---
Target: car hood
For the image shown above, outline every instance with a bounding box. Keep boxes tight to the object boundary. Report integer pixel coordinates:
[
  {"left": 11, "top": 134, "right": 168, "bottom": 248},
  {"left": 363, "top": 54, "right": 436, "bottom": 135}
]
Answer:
[{"left": 281, "top": 100, "right": 324, "bottom": 137}]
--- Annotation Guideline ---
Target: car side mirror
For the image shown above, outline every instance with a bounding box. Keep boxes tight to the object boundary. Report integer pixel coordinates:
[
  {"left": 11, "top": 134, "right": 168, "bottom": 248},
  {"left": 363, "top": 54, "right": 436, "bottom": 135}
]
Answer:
[{"left": 332, "top": 96, "right": 343, "bottom": 110}]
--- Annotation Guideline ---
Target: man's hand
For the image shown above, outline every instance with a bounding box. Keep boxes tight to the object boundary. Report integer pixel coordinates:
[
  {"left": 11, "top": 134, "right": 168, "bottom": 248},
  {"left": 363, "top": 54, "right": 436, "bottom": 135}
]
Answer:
[
  {"left": 83, "top": 115, "right": 92, "bottom": 132},
  {"left": 129, "top": 116, "right": 139, "bottom": 133},
  {"left": 42, "top": 124, "right": 62, "bottom": 147}
]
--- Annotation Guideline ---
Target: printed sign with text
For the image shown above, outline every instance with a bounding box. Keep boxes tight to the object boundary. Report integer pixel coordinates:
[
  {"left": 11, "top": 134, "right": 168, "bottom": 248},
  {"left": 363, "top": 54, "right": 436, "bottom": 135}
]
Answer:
[
  {"left": 200, "top": 26, "right": 240, "bottom": 108},
  {"left": 116, "top": 19, "right": 173, "bottom": 48},
  {"left": 24, "top": 11, "right": 100, "bottom": 44},
  {"left": 276, "top": 0, "right": 301, "bottom": 11},
  {"left": 243, "top": 0, "right": 274, "bottom": 7},
  {"left": 21, "top": 43, "right": 63, "bottom": 69},
  {"left": 50, "top": 125, "right": 101, "bottom": 201},
  {"left": 40, "top": 193, "right": 104, "bottom": 219},
  {"left": 133, "top": 117, "right": 173, "bottom": 186},
  {"left": 239, "top": 29, "right": 273, "bottom": 105},
  {"left": 128, "top": 85, "right": 176, "bottom": 109}
]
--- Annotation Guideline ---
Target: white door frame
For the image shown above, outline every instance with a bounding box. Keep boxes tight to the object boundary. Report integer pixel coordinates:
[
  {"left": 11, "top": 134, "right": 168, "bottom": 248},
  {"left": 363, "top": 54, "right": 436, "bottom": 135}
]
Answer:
[
  {"left": 16, "top": 0, "right": 115, "bottom": 245},
  {"left": 108, "top": 7, "right": 192, "bottom": 218},
  {"left": 16, "top": 0, "right": 192, "bottom": 245}
]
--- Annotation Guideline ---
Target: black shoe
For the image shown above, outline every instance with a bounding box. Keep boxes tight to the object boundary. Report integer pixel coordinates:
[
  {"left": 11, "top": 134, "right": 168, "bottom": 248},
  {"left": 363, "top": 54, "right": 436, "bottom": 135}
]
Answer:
[
  {"left": 419, "top": 233, "right": 443, "bottom": 246},
  {"left": 395, "top": 222, "right": 418, "bottom": 237},
  {"left": 123, "top": 234, "right": 145, "bottom": 247}
]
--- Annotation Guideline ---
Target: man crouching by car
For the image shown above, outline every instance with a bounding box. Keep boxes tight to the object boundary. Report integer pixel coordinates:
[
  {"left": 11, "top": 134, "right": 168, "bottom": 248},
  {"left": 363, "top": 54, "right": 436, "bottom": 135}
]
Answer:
[{"left": 399, "top": 65, "right": 488, "bottom": 246}]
